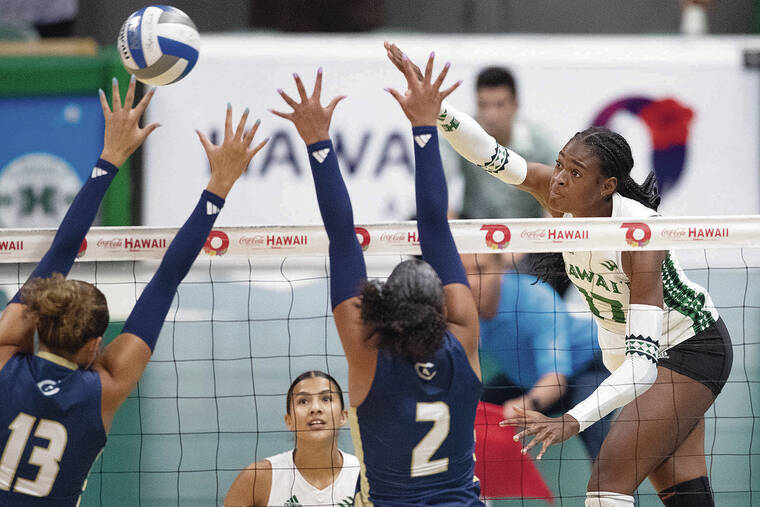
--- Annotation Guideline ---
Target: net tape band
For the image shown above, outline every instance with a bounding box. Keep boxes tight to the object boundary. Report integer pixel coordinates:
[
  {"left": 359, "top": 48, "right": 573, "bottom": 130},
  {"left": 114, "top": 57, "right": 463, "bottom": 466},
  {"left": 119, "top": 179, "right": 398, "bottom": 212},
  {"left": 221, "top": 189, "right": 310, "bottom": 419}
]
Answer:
[{"left": 0, "top": 216, "right": 756, "bottom": 262}]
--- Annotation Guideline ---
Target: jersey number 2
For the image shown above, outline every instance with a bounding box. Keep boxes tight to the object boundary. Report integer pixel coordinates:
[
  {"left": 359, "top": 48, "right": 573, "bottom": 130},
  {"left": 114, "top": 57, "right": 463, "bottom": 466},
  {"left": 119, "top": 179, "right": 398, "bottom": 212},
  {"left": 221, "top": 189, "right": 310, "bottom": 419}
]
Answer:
[
  {"left": 411, "top": 402, "right": 450, "bottom": 477},
  {"left": 0, "top": 412, "right": 67, "bottom": 497}
]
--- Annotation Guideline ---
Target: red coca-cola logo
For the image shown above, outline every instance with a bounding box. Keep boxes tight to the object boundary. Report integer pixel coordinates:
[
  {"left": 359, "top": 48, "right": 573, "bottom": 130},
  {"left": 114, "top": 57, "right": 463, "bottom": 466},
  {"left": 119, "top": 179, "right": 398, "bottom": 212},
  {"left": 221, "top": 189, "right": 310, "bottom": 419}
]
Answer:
[
  {"left": 355, "top": 227, "right": 370, "bottom": 251},
  {"left": 96, "top": 238, "right": 123, "bottom": 248},
  {"left": 481, "top": 224, "right": 511, "bottom": 250},
  {"left": 520, "top": 228, "right": 547, "bottom": 240},
  {"left": 660, "top": 228, "right": 688, "bottom": 240},
  {"left": 204, "top": 230, "right": 229, "bottom": 256},
  {"left": 621, "top": 222, "right": 652, "bottom": 247},
  {"left": 379, "top": 232, "right": 407, "bottom": 242},
  {"left": 239, "top": 235, "right": 266, "bottom": 247}
]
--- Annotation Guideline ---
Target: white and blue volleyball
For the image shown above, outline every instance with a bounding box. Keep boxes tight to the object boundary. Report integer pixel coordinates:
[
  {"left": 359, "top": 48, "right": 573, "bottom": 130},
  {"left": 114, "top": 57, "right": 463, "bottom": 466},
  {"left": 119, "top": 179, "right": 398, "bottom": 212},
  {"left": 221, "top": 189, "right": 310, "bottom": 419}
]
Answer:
[{"left": 118, "top": 5, "right": 200, "bottom": 86}]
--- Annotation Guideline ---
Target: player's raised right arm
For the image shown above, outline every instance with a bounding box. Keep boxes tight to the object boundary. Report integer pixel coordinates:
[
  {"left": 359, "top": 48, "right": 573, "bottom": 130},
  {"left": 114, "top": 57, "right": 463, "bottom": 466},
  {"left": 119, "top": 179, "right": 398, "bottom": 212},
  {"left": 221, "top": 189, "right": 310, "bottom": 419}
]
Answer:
[
  {"left": 386, "top": 53, "right": 481, "bottom": 376},
  {"left": 95, "top": 106, "right": 267, "bottom": 431}
]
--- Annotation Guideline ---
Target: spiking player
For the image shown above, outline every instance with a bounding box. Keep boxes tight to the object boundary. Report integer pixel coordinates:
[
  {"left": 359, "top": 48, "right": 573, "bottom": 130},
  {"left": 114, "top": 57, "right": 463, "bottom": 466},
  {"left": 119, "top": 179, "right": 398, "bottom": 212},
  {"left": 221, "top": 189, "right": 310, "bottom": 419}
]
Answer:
[
  {"left": 386, "top": 44, "right": 733, "bottom": 507},
  {"left": 272, "top": 60, "right": 484, "bottom": 505},
  {"left": 0, "top": 78, "right": 267, "bottom": 506}
]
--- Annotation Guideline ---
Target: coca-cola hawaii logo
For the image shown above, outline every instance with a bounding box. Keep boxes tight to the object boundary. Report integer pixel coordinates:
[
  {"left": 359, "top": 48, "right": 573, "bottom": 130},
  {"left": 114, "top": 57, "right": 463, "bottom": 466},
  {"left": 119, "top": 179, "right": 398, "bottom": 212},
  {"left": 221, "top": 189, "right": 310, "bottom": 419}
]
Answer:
[
  {"left": 238, "top": 233, "right": 308, "bottom": 250},
  {"left": 355, "top": 227, "right": 370, "bottom": 251},
  {"left": 621, "top": 222, "right": 651, "bottom": 247},
  {"left": 203, "top": 230, "right": 229, "bottom": 256},
  {"left": 660, "top": 225, "right": 728, "bottom": 242},
  {"left": 520, "top": 228, "right": 588, "bottom": 242},
  {"left": 481, "top": 224, "right": 510, "bottom": 250},
  {"left": 96, "top": 236, "right": 167, "bottom": 251}
]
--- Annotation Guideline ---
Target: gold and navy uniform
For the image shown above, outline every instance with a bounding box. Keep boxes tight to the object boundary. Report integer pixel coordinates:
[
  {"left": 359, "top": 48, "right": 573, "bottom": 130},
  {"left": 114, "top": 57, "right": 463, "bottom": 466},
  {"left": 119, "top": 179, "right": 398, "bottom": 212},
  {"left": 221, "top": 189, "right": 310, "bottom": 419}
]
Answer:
[
  {"left": 350, "top": 331, "right": 484, "bottom": 506},
  {"left": 0, "top": 352, "right": 106, "bottom": 506}
]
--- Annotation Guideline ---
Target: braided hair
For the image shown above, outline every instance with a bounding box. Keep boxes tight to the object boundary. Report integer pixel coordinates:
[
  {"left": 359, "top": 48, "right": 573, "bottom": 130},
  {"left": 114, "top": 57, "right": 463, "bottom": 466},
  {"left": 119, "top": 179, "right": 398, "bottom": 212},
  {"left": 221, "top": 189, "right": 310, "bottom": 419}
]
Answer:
[
  {"left": 576, "top": 126, "right": 660, "bottom": 210},
  {"left": 531, "top": 127, "right": 661, "bottom": 284}
]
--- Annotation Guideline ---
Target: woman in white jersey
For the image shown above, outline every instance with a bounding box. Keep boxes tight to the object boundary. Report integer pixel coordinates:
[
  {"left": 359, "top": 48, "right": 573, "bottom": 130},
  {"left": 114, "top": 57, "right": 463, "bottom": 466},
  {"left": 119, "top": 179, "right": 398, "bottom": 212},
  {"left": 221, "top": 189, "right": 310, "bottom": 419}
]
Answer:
[
  {"left": 385, "top": 45, "right": 732, "bottom": 507},
  {"left": 225, "top": 371, "right": 358, "bottom": 507}
]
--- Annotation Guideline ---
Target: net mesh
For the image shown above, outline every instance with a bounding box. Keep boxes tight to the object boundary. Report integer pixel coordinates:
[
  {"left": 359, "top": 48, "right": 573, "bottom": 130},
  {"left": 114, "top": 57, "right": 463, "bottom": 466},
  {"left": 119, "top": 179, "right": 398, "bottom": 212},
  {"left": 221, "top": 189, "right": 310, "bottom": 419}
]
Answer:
[{"left": 0, "top": 218, "right": 758, "bottom": 506}]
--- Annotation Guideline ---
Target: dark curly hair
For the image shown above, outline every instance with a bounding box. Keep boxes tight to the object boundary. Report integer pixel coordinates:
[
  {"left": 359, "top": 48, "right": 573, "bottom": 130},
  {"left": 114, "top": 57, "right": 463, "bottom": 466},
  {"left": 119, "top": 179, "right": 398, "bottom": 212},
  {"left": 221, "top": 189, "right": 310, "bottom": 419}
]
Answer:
[
  {"left": 532, "top": 126, "right": 661, "bottom": 284},
  {"left": 359, "top": 259, "right": 447, "bottom": 362}
]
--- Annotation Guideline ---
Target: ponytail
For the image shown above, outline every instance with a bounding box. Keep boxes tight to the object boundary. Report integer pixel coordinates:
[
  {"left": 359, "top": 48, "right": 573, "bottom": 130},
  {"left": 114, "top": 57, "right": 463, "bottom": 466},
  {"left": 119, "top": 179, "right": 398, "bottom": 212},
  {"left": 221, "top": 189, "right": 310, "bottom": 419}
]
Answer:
[
  {"left": 618, "top": 172, "right": 661, "bottom": 211},
  {"left": 575, "top": 126, "right": 661, "bottom": 211}
]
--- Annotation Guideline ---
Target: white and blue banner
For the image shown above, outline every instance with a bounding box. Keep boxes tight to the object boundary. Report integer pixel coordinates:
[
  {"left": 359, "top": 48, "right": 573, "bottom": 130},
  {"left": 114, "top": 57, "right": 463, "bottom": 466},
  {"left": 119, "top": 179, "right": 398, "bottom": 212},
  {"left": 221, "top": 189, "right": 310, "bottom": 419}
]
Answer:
[{"left": 143, "top": 34, "right": 760, "bottom": 226}]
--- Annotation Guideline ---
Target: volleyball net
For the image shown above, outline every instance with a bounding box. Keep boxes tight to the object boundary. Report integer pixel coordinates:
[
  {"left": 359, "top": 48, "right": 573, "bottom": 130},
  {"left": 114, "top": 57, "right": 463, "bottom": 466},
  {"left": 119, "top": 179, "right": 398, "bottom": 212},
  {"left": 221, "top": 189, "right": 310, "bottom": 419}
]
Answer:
[{"left": 0, "top": 217, "right": 758, "bottom": 506}]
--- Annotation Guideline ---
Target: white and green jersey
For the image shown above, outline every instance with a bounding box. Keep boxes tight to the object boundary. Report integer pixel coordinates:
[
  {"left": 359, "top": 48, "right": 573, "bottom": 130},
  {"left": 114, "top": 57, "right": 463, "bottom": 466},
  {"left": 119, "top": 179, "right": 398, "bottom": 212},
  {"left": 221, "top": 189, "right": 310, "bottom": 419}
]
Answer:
[
  {"left": 562, "top": 193, "right": 719, "bottom": 372},
  {"left": 267, "top": 449, "right": 358, "bottom": 507}
]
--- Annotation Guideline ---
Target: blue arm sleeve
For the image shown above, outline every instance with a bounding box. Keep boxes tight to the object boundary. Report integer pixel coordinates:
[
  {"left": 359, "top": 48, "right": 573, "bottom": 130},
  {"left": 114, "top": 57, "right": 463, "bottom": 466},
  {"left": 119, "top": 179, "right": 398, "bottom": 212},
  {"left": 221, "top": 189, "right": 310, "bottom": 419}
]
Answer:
[
  {"left": 10, "top": 159, "right": 118, "bottom": 304},
  {"left": 412, "top": 126, "right": 468, "bottom": 286},
  {"left": 122, "top": 190, "right": 224, "bottom": 351},
  {"left": 307, "top": 140, "right": 366, "bottom": 309}
]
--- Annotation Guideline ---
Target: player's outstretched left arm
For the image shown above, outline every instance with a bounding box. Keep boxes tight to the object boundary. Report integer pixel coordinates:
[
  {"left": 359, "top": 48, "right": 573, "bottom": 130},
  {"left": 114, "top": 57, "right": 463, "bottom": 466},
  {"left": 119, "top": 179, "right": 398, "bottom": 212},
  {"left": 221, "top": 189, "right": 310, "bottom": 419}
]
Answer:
[
  {"left": 0, "top": 76, "right": 158, "bottom": 360},
  {"left": 95, "top": 106, "right": 267, "bottom": 432},
  {"left": 386, "top": 53, "right": 481, "bottom": 377}
]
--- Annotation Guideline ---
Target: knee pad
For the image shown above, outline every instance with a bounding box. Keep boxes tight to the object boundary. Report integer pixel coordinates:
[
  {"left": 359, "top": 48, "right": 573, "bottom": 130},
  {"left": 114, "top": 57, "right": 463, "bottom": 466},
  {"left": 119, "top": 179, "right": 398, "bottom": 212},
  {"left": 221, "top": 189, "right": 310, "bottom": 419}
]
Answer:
[
  {"left": 658, "top": 476, "right": 714, "bottom": 507},
  {"left": 585, "top": 491, "right": 635, "bottom": 506}
]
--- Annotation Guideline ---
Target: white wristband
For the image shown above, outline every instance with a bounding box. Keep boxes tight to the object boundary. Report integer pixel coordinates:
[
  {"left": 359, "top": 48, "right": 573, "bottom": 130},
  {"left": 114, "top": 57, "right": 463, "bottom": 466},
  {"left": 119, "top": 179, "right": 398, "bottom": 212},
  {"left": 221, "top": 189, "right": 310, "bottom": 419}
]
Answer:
[
  {"left": 437, "top": 100, "right": 527, "bottom": 185},
  {"left": 625, "top": 303, "right": 663, "bottom": 364},
  {"left": 567, "top": 304, "right": 662, "bottom": 432}
]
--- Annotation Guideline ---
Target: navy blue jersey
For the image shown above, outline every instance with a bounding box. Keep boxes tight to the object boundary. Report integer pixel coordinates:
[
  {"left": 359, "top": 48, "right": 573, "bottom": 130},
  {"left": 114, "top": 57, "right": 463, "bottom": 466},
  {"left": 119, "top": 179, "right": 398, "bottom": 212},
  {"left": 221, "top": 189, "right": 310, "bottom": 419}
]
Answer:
[
  {"left": 350, "top": 331, "right": 484, "bottom": 506},
  {"left": 0, "top": 352, "right": 106, "bottom": 506}
]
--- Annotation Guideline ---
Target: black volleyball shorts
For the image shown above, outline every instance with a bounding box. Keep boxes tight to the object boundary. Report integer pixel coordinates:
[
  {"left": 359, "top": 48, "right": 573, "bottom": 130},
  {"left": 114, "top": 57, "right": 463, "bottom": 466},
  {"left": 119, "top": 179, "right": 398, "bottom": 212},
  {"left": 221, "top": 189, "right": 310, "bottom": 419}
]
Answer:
[{"left": 658, "top": 317, "right": 733, "bottom": 397}]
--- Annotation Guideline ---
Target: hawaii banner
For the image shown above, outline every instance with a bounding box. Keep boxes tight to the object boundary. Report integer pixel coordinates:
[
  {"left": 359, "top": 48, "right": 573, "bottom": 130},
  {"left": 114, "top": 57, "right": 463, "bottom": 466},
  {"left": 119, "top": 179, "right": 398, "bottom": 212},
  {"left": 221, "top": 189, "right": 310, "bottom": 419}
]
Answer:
[{"left": 142, "top": 34, "right": 760, "bottom": 226}]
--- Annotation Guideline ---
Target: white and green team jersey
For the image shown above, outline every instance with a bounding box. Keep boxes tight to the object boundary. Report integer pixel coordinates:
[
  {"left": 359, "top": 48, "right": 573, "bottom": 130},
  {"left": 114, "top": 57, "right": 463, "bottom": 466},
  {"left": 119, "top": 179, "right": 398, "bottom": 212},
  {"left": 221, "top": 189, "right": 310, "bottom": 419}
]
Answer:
[
  {"left": 562, "top": 193, "right": 719, "bottom": 372},
  {"left": 267, "top": 449, "right": 358, "bottom": 507}
]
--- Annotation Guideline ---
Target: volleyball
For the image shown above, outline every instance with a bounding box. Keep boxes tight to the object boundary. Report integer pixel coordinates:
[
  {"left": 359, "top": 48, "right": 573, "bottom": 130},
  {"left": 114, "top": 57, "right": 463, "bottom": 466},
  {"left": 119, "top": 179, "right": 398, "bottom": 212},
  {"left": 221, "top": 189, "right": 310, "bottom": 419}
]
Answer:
[{"left": 117, "top": 5, "right": 200, "bottom": 86}]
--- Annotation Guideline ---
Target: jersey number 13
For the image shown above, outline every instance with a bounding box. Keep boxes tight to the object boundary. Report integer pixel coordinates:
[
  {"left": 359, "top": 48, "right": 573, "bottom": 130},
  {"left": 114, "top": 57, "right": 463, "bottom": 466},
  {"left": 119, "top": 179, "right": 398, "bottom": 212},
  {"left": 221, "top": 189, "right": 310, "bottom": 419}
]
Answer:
[{"left": 0, "top": 412, "right": 67, "bottom": 497}]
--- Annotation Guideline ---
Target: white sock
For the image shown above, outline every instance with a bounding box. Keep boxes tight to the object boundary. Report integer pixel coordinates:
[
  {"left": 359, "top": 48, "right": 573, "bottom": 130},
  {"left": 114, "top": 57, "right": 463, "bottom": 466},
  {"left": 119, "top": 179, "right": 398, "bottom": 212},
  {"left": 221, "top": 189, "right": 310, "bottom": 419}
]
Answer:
[{"left": 585, "top": 491, "right": 635, "bottom": 507}]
